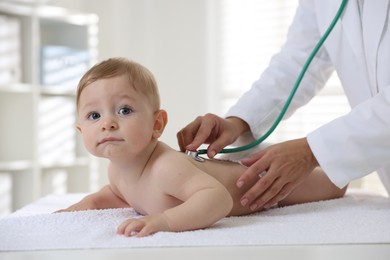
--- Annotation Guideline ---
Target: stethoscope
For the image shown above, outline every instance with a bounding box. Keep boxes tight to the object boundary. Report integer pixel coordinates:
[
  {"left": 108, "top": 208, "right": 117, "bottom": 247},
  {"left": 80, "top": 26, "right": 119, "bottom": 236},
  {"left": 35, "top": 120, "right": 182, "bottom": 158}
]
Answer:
[{"left": 186, "top": 0, "right": 349, "bottom": 162}]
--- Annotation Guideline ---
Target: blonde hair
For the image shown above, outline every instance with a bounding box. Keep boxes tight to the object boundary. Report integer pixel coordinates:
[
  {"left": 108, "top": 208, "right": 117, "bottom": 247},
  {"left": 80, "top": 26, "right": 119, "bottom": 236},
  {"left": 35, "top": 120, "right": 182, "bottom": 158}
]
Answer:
[{"left": 77, "top": 57, "right": 160, "bottom": 111}]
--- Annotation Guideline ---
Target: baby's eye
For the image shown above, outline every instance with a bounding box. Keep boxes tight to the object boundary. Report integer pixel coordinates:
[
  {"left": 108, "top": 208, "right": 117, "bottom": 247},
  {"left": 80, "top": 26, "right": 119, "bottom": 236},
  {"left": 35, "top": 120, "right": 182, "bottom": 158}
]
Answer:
[
  {"left": 88, "top": 112, "right": 101, "bottom": 120},
  {"left": 118, "top": 106, "right": 133, "bottom": 115}
]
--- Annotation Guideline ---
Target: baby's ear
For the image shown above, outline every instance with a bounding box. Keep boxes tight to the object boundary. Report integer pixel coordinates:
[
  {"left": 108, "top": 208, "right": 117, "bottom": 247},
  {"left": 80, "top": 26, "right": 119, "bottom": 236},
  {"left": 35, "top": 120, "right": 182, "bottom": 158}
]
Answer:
[
  {"left": 153, "top": 109, "right": 168, "bottom": 138},
  {"left": 76, "top": 124, "right": 82, "bottom": 133}
]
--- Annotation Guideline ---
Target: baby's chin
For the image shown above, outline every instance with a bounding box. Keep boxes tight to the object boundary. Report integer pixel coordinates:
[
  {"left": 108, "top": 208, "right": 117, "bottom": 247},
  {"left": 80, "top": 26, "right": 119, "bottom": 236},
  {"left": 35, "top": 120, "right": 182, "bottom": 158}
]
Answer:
[
  {"left": 101, "top": 145, "right": 137, "bottom": 161},
  {"left": 91, "top": 145, "right": 120, "bottom": 159}
]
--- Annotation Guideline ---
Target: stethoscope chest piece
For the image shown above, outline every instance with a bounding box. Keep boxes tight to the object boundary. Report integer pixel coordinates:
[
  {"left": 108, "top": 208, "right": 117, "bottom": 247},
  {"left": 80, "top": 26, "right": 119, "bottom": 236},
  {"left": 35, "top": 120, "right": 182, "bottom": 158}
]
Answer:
[{"left": 185, "top": 150, "right": 205, "bottom": 162}]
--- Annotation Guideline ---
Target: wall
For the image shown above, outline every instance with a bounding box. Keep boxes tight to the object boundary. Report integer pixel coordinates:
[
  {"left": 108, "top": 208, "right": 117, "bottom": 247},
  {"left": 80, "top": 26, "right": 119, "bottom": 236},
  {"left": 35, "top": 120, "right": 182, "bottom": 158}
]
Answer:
[{"left": 51, "top": 0, "right": 213, "bottom": 149}]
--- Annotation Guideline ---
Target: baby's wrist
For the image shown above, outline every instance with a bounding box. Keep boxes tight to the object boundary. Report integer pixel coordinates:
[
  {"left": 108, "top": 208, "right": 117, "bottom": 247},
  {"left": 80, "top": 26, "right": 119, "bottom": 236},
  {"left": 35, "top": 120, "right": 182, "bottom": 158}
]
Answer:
[{"left": 161, "top": 212, "right": 173, "bottom": 232}]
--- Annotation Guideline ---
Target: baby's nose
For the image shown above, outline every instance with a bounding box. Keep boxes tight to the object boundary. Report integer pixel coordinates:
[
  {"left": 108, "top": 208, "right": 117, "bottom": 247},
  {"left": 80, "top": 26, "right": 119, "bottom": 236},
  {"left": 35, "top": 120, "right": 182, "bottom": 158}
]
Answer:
[{"left": 101, "top": 117, "right": 118, "bottom": 130}]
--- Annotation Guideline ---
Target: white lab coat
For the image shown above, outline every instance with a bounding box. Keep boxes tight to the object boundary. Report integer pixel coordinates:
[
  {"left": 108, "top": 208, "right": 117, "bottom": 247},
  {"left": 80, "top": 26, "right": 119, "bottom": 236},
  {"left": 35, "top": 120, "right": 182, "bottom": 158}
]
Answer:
[{"left": 226, "top": 0, "right": 390, "bottom": 195}]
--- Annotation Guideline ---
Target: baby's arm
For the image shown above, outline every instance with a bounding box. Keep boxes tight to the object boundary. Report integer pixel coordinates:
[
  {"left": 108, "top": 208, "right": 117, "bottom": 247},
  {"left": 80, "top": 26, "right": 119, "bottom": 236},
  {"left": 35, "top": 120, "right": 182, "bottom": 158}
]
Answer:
[
  {"left": 55, "top": 185, "right": 129, "bottom": 212},
  {"left": 164, "top": 176, "right": 233, "bottom": 230},
  {"left": 117, "top": 160, "right": 233, "bottom": 237}
]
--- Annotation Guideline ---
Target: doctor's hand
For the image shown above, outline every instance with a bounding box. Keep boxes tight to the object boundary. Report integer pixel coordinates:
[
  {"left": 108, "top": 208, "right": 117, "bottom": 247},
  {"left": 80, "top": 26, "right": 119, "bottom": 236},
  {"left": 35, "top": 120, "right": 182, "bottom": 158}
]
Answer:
[
  {"left": 237, "top": 138, "right": 319, "bottom": 210},
  {"left": 177, "top": 114, "right": 249, "bottom": 158}
]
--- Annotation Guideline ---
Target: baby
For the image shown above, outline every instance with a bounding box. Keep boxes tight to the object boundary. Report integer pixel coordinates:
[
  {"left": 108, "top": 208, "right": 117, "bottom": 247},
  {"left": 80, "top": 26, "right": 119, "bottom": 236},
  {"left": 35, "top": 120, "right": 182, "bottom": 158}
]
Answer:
[{"left": 57, "top": 58, "right": 346, "bottom": 237}]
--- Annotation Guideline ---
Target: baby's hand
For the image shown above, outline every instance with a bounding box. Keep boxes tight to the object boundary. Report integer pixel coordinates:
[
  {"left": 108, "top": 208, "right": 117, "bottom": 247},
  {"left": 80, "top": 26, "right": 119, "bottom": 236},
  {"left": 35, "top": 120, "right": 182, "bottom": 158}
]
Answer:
[{"left": 117, "top": 213, "right": 171, "bottom": 237}]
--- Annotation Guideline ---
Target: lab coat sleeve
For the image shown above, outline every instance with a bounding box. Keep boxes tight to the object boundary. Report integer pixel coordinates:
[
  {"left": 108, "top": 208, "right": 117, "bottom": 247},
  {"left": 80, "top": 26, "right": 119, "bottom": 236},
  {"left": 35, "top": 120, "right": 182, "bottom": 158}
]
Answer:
[
  {"left": 226, "top": 0, "right": 334, "bottom": 138},
  {"left": 307, "top": 85, "right": 390, "bottom": 189}
]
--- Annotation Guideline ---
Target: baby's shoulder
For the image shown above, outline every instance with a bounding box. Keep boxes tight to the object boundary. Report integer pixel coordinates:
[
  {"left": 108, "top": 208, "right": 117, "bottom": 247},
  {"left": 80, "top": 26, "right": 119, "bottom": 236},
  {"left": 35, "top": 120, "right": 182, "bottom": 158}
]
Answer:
[
  {"left": 150, "top": 146, "right": 196, "bottom": 176},
  {"left": 147, "top": 150, "right": 197, "bottom": 189},
  {"left": 153, "top": 142, "right": 186, "bottom": 162},
  {"left": 154, "top": 148, "right": 190, "bottom": 168}
]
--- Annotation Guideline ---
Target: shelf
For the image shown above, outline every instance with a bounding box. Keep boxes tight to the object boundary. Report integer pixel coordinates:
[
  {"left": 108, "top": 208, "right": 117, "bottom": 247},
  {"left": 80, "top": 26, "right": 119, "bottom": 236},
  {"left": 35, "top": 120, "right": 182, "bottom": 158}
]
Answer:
[
  {"left": 39, "top": 7, "right": 98, "bottom": 26},
  {"left": 0, "top": 84, "right": 79, "bottom": 96},
  {"left": 40, "top": 87, "right": 76, "bottom": 97},
  {"left": 0, "top": 2, "right": 98, "bottom": 26},
  {"left": 0, "top": 160, "right": 33, "bottom": 172},
  {"left": 0, "top": 0, "right": 98, "bottom": 213},
  {"left": 0, "top": 83, "right": 34, "bottom": 93},
  {"left": 0, "top": 158, "right": 90, "bottom": 173},
  {"left": 40, "top": 157, "right": 90, "bottom": 170}
]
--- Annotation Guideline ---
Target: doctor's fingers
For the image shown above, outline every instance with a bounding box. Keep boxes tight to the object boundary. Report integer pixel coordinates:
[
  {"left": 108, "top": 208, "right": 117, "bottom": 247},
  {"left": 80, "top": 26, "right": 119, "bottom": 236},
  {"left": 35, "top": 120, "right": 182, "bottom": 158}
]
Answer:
[
  {"left": 239, "top": 167, "right": 278, "bottom": 209},
  {"left": 206, "top": 130, "right": 243, "bottom": 158},
  {"left": 253, "top": 178, "right": 297, "bottom": 210},
  {"left": 181, "top": 114, "right": 229, "bottom": 153},
  {"left": 176, "top": 121, "right": 199, "bottom": 152},
  {"left": 240, "top": 149, "right": 268, "bottom": 167},
  {"left": 237, "top": 151, "right": 268, "bottom": 188},
  {"left": 177, "top": 115, "right": 214, "bottom": 152}
]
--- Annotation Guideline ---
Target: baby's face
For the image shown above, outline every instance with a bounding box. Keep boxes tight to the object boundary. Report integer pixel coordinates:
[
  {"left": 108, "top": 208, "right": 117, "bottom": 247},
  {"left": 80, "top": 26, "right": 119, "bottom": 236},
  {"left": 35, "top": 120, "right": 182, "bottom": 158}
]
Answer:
[{"left": 76, "top": 75, "right": 157, "bottom": 159}]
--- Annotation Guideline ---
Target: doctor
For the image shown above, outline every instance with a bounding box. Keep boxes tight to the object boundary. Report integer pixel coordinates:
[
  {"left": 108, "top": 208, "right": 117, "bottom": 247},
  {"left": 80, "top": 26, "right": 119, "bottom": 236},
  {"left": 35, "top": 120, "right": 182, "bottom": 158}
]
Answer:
[{"left": 178, "top": 0, "right": 390, "bottom": 211}]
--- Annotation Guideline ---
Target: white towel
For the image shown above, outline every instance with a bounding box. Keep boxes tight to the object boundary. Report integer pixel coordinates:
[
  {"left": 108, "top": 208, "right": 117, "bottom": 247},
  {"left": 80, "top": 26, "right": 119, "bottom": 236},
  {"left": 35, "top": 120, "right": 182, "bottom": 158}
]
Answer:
[{"left": 0, "top": 191, "right": 389, "bottom": 251}]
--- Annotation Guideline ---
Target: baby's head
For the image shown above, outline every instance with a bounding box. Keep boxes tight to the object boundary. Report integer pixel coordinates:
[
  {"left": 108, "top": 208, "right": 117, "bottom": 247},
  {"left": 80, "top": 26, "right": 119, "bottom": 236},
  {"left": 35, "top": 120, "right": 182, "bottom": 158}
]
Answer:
[{"left": 77, "top": 57, "right": 160, "bottom": 112}]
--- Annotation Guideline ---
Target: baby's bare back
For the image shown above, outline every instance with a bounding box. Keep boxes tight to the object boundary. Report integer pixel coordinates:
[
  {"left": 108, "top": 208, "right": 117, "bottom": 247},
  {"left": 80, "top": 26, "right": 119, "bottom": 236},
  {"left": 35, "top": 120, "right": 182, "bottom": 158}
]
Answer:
[{"left": 188, "top": 157, "right": 260, "bottom": 216}]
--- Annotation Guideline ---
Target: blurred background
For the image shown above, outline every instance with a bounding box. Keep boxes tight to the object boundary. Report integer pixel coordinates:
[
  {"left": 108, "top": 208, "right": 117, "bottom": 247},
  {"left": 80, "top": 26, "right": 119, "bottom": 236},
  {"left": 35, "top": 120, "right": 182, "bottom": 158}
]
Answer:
[{"left": 0, "top": 0, "right": 386, "bottom": 217}]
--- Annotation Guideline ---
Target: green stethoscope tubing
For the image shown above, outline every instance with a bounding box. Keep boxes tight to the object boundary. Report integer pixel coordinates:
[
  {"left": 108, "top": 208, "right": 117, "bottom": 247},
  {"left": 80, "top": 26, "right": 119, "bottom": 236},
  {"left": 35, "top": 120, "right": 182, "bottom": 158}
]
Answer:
[{"left": 198, "top": 0, "right": 348, "bottom": 156}]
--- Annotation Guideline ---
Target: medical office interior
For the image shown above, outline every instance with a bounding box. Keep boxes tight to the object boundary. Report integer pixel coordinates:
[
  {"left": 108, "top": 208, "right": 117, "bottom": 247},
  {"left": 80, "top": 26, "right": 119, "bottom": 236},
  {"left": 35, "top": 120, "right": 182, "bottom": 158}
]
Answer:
[{"left": 0, "top": 0, "right": 387, "bottom": 217}]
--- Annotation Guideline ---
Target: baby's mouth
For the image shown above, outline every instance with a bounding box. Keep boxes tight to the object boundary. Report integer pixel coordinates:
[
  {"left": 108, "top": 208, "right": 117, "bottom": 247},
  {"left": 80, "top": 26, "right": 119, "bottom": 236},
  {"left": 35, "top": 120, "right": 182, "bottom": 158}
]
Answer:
[{"left": 98, "top": 136, "right": 124, "bottom": 145}]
